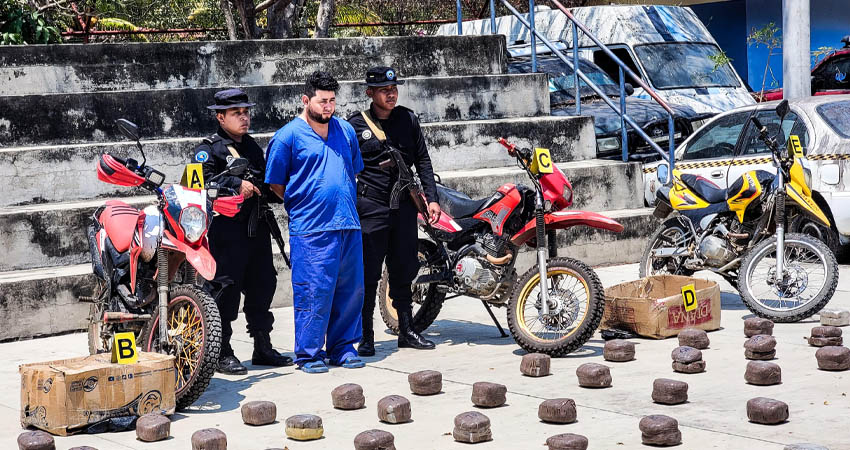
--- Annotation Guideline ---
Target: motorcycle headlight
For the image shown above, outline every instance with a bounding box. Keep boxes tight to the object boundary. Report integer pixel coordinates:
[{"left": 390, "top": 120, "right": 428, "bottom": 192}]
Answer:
[
  {"left": 597, "top": 137, "right": 620, "bottom": 152},
  {"left": 563, "top": 184, "right": 573, "bottom": 204},
  {"left": 804, "top": 167, "right": 812, "bottom": 189},
  {"left": 179, "top": 206, "right": 206, "bottom": 243}
]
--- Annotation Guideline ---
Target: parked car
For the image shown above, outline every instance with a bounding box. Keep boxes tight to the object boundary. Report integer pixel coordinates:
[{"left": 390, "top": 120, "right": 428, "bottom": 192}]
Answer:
[
  {"left": 508, "top": 54, "right": 712, "bottom": 160},
  {"left": 759, "top": 38, "right": 850, "bottom": 101},
  {"left": 643, "top": 95, "right": 850, "bottom": 253},
  {"left": 440, "top": 4, "right": 755, "bottom": 114}
]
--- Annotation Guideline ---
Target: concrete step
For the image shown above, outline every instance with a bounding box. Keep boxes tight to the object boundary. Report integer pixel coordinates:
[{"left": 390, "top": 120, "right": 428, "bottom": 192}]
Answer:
[
  {"left": 1, "top": 157, "right": 636, "bottom": 272},
  {"left": 0, "top": 207, "right": 655, "bottom": 342},
  {"left": 2, "top": 116, "right": 594, "bottom": 206},
  {"left": 438, "top": 160, "right": 645, "bottom": 212},
  {"left": 1, "top": 35, "right": 507, "bottom": 95},
  {"left": 0, "top": 74, "right": 548, "bottom": 147}
]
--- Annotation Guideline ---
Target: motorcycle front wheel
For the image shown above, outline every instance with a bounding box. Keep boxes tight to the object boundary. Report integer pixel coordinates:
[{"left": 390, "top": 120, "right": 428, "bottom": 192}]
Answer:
[
  {"left": 738, "top": 233, "right": 838, "bottom": 322},
  {"left": 142, "top": 284, "right": 222, "bottom": 410},
  {"left": 506, "top": 258, "right": 604, "bottom": 356},
  {"left": 379, "top": 240, "right": 446, "bottom": 334}
]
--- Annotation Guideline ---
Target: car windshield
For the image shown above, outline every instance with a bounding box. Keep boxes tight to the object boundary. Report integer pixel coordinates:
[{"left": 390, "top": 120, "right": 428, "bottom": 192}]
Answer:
[
  {"left": 816, "top": 100, "right": 850, "bottom": 138},
  {"left": 509, "top": 57, "right": 620, "bottom": 102},
  {"left": 634, "top": 43, "right": 741, "bottom": 89}
]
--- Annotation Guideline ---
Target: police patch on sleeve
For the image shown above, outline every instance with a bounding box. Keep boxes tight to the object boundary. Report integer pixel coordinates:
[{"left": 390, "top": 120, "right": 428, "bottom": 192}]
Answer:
[
  {"left": 362, "top": 130, "right": 373, "bottom": 140},
  {"left": 195, "top": 150, "right": 210, "bottom": 163}
]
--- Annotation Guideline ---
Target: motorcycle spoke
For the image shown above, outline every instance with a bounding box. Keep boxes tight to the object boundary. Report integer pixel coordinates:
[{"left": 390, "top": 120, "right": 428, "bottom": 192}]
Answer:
[{"left": 746, "top": 240, "right": 829, "bottom": 312}]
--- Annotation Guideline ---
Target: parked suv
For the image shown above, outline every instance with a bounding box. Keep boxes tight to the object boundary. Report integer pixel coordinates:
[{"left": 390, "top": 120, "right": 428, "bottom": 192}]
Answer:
[{"left": 508, "top": 54, "right": 712, "bottom": 160}]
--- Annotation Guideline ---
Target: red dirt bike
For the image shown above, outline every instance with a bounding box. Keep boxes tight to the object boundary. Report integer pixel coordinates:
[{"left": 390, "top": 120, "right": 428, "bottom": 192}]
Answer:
[
  {"left": 378, "top": 138, "right": 624, "bottom": 356},
  {"left": 85, "top": 119, "right": 244, "bottom": 409}
]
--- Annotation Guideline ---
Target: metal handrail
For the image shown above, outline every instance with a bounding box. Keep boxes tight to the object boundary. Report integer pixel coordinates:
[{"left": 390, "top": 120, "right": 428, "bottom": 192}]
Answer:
[{"left": 458, "top": 0, "right": 675, "bottom": 176}]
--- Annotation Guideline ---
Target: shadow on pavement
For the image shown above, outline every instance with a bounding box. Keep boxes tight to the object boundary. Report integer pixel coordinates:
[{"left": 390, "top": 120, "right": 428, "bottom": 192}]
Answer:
[
  {"left": 183, "top": 371, "right": 287, "bottom": 414},
  {"left": 360, "top": 318, "right": 516, "bottom": 364}
]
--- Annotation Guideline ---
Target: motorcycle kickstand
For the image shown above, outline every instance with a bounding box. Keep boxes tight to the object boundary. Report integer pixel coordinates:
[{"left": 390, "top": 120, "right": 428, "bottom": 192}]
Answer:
[{"left": 481, "top": 301, "right": 509, "bottom": 338}]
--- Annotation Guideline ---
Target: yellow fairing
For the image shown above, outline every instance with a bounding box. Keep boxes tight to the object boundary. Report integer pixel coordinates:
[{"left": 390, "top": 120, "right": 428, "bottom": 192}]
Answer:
[
  {"left": 669, "top": 169, "right": 710, "bottom": 210},
  {"left": 787, "top": 158, "right": 830, "bottom": 226},
  {"left": 726, "top": 171, "right": 763, "bottom": 222}
]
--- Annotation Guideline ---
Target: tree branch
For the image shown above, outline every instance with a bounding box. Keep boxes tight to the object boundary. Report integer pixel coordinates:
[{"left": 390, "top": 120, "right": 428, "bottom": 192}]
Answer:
[{"left": 37, "top": 0, "right": 71, "bottom": 12}]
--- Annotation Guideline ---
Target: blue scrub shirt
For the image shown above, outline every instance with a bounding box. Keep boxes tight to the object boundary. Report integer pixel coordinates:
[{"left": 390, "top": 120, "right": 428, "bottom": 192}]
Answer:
[{"left": 265, "top": 116, "right": 363, "bottom": 234}]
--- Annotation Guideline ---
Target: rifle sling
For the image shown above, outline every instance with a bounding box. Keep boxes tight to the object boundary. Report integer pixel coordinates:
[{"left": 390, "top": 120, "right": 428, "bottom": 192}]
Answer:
[{"left": 360, "top": 110, "right": 387, "bottom": 142}]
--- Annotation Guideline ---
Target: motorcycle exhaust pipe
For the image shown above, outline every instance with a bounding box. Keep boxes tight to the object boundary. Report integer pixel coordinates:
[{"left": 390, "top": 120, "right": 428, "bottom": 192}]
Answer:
[{"left": 103, "top": 312, "right": 152, "bottom": 323}]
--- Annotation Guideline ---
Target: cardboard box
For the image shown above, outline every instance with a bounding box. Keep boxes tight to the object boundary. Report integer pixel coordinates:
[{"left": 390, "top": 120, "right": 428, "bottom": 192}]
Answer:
[
  {"left": 20, "top": 352, "right": 175, "bottom": 436},
  {"left": 602, "top": 275, "right": 721, "bottom": 339}
]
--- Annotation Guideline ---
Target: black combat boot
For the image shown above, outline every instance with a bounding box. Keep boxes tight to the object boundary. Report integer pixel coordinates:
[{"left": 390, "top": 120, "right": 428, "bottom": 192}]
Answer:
[
  {"left": 397, "top": 309, "right": 435, "bottom": 350},
  {"left": 251, "top": 332, "right": 294, "bottom": 366},
  {"left": 217, "top": 326, "right": 248, "bottom": 375},
  {"left": 217, "top": 355, "right": 248, "bottom": 375},
  {"left": 358, "top": 311, "right": 376, "bottom": 356}
]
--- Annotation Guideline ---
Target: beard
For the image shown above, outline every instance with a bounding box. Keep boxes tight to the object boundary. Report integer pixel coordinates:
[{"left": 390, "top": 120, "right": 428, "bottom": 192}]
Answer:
[{"left": 307, "top": 108, "right": 332, "bottom": 124}]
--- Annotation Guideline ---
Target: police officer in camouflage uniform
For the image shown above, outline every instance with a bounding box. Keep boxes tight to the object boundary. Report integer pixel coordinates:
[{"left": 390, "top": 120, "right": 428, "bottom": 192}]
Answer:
[{"left": 193, "top": 89, "right": 293, "bottom": 375}]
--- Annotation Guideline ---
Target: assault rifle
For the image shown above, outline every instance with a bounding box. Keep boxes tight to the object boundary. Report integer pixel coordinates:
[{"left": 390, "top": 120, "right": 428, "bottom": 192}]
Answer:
[
  {"left": 242, "top": 167, "right": 292, "bottom": 269},
  {"left": 379, "top": 142, "right": 429, "bottom": 217}
]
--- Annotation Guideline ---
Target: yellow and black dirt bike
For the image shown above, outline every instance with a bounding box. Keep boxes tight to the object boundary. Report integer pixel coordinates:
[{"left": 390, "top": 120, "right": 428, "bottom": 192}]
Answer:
[{"left": 642, "top": 100, "right": 838, "bottom": 322}]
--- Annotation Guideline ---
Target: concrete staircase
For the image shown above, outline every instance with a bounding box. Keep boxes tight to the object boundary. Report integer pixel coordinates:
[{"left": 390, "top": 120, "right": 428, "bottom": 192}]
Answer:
[{"left": 0, "top": 35, "right": 653, "bottom": 341}]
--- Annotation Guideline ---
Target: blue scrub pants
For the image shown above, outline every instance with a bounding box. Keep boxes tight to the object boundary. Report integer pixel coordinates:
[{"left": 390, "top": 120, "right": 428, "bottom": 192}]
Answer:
[{"left": 290, "top": 229, "right": 365, "bottom": 366}]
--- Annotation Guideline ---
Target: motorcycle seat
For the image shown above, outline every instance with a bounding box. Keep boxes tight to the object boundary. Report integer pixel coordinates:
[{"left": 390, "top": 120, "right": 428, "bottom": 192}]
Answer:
[
  {"left": 436, "top": 184, "right": 489, "bottom": 218},
  {"left": 100, "top": 200, "right": 141, "bottom": 253},
  {"left": 680, "top": 174, "right": 727, "bottom": 204}
]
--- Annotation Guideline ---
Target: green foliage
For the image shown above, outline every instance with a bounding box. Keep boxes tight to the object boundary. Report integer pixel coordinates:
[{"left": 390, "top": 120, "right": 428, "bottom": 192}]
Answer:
[
  {"left": 0, "top": 0, "right": 61, "bottom": 44},
  {"left": 812, "top": 46, "right": 836, "bottom": 65},
  {"left": 94, "top": 17, "right": 149, "bottom": 41},
  {"left": 747, "top": 22, "right": 781, "bottom": 49},
  {"left": 709, "top": 49, "right": 732, "bottom": 72},
  {"left": 748, "top": 22, "right": 782, "bottom": 98}
]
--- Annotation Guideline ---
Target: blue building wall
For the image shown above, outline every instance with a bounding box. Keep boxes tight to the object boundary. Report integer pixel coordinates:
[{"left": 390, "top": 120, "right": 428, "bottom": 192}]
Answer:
[
  {"left": 692, "top": 0, "right": 850, "bottom": 92},
  {"left": 691, "top": 0, "right": 751, "bottom": 87}
]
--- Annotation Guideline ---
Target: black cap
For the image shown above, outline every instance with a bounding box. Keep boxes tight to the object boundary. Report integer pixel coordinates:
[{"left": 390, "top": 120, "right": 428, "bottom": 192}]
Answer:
[
  {"left": 207, "top": 88, "right": 256, "bottom": 110},
  {"left": 365, "top": 66, "right": 405, "bottom": 87}
]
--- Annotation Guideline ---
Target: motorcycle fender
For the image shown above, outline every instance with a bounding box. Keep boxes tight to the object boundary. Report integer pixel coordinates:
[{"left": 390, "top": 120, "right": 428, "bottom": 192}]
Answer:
[
  {"left": 786, "top": 184, "right": 831, "bottom": 227},
  {"left": 510, "top": 211, "right": 624, "bottom": 246},
  {"left": 417, "top": 212, "right": 463, "bottom": 233},
  {"left": 163, "top": 230, "right": 217, "bottom": 280}
]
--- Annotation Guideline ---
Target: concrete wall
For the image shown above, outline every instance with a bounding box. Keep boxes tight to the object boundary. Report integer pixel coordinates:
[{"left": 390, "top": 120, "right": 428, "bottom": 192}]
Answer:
[
  {"left": 1, "top": 116, "right": 593, "bottom": 206},
  {"left": 1, "top": 74, "right": 548, "bottom": 146},
  {"left": 0, "top": 36, "right": 508, "bottom": 95},
  {"left": 0, "top": 141, "right": 619, "bottom": 272}
]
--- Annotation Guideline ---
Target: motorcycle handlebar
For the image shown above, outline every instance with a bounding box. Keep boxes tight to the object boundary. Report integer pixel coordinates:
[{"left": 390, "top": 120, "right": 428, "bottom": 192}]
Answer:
[
  {"left": 498, "top": 137, "right": 517, "bottom": 156},
  {"left": 498, "top": 138, "right": 533, "bottom": 161}
]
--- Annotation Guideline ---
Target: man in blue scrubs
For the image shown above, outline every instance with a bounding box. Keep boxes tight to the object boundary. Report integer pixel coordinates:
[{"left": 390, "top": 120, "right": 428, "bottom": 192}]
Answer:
[{"left": 266, "top": 72, "right": 365, "bottom": 373}]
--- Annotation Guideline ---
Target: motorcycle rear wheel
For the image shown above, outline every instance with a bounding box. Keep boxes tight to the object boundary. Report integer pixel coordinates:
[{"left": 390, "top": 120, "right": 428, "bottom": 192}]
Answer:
[
  {"left": 379, "top": 240, "right": 446, "bottom": 334},
  {"left": 738, "top": 233, "right": 838, "bottom": 322},
  {"left": 141, "top": 284, "right": 221, "bottom": 410},
  {"left": 639, "top": 217, "right": 695, "bottom": 278},
  {"left": 507, "top": 258, "right": 604, "bottom": 356}
]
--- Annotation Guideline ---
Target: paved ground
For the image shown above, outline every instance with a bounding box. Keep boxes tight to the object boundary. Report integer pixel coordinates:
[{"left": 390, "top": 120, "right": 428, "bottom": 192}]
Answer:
[{"left": 3, "top": 263, "right": 849, "bottom": 449}]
